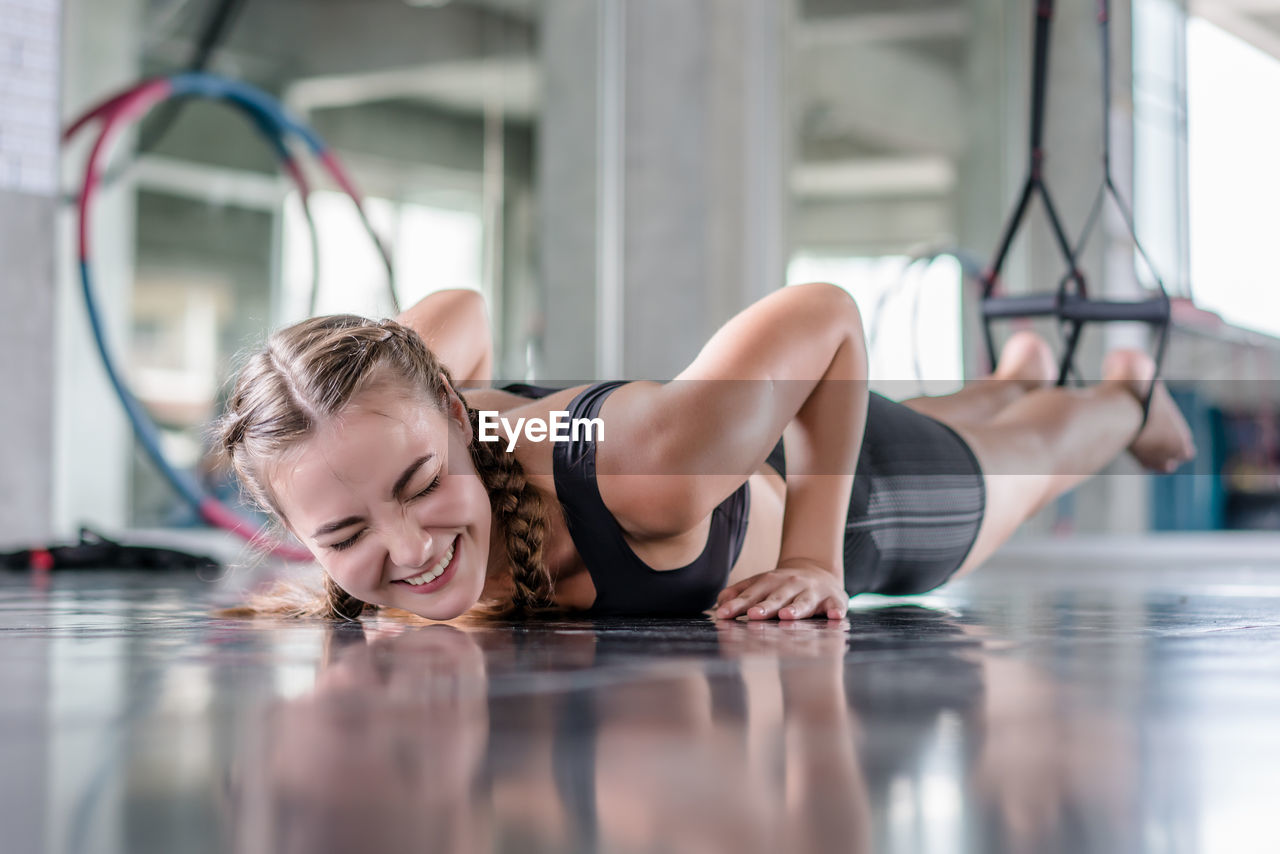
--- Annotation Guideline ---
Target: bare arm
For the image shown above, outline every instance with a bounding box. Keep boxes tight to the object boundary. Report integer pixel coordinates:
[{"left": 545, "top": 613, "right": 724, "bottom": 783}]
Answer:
[
  {"left": 597, "top": 282, "right": 868, "bottom": 618},
  {"left": 395, "top": 289, "right": 494, "bottom": 386}
]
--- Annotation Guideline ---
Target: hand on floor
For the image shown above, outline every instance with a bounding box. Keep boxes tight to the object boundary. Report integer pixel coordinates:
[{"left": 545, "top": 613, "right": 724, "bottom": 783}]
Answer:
[{"left": 713, "top": 563, "right": 849, "bottom": 620}]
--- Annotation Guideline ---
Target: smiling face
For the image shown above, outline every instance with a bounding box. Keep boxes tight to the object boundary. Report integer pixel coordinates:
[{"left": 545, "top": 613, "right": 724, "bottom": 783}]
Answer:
[{"left": 267, "top": 380, "right": 495, "bottom": 621}]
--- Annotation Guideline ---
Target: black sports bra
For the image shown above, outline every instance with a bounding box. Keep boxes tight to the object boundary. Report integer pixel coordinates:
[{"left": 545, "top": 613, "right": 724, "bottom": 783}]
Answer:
[{"left": 500, "top": 381, "right": 770, "bottom": 616}]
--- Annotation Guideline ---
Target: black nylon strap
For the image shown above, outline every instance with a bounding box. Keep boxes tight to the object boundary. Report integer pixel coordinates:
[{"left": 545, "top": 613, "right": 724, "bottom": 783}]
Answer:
[{"left": 980, "top": 0, "right": 1172, "bottom": 430}]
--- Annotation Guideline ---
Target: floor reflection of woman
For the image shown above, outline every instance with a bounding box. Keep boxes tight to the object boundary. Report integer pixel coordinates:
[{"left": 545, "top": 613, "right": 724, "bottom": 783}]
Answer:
[
  {"left": 232, "top": 612, "right": 1133, "bottom": 854},
  {"left": 232, "top": 625, "right": 492, "bottom": 854},
  {"left": 233, "top": 621, "right": 872, "bottom": 854}
]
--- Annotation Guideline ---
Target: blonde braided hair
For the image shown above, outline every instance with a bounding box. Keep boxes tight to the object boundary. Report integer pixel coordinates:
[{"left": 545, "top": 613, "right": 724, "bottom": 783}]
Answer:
[{"left": 214, "top": 314, "right": 556, "bottom": 620}]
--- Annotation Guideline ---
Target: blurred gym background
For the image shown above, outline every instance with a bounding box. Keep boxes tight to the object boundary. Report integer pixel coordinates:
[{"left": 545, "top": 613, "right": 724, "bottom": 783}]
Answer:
[{"left": 2, "top": 0, "right": 1279, "bottom": 547}]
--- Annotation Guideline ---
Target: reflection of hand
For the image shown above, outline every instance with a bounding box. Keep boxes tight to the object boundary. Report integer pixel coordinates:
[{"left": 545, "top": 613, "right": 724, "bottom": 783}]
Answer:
[
  {"left": 713, "top": 617, "right": 850, "bottom": 660},
  {"left": 713, "top": 563, "right": 849, "bottom": 620},
  {"left": 592, "top": 643, "right": 869, "bottom": 854},
  {"left": 713, "top": 619, "right": 861, "bottom": 757}
]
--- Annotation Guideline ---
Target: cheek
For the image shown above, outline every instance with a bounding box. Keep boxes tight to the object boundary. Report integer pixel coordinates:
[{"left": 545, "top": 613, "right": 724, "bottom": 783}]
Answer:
[
  {"left": 322, "top": 553, "right": 377, "bottom": 600},
  {"left": 414, "top": 471, "right": 491, "bottom": 527},
  {"left": 463, "top": 474, "right": 492, "bottom": 520},
  {"left": 446, "top": 480, "right": 494, "bottom": 561}
]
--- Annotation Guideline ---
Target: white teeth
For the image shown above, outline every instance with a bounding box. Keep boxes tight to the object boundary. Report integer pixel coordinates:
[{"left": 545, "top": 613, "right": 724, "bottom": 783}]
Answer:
[{"left": 403, "top": 541, "right": 455, "bottom": 586}]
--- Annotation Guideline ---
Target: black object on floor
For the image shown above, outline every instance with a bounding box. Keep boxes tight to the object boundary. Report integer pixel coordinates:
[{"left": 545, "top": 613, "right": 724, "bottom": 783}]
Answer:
[{"left": 0, "top": 527, "right": 220, "bottom": 572}]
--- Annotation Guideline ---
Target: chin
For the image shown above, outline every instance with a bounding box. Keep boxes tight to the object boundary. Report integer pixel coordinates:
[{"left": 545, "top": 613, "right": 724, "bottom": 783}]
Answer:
[
  {"left": 403, "top": 598, "right": 474, "bottom": 622},
  {"left": 389, "top": 559, "right": 487, "bottom": 622}
]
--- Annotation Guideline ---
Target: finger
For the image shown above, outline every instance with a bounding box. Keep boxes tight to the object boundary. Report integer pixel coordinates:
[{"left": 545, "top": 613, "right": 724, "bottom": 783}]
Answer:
[
  {"left": 715, "top": 579, "right": 785, "bottom": 619},
  {"left": 715, "top": 580, "right": 753, "bottom": 607},
  {"left": 718, "top": 590, "right": 776, "bottom": 619},
  {"left": 778, "top": 592, "right": 821, "bottom": 620},
  {"left": 747, "top": 584, "right": 807, "bottom": 620},
  {"left": 715, "top": 593, "right": 753, "bottom": 619},
  {"left": 716, "top": 572, "right": 772, "bottom": 606},
  {"left": 821, "top": 595, "right": 849, "bottom": 620}
]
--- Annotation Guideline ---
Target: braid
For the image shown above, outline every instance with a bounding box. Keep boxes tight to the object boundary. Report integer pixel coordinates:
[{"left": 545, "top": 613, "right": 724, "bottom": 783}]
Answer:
[
  {"left": 465, "top": 406, "right": 557, "bottom": 615},
  {"left": 324, "top": 573, "right": 368, "bottom": 621}
]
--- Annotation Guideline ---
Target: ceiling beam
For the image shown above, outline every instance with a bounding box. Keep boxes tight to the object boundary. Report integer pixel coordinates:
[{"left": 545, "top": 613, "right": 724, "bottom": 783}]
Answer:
[
  {"left": 286, "top": 57, "right": 538, "bottom": 119},
  {"left": 795, "top": 7, "right": 969, "bottom": 47},
  {"left": 792, "top": 155, "right": 955, "bottom": 199},
  {"left": 1191, "top": 0, "right": 1280, "bottom": 61}
]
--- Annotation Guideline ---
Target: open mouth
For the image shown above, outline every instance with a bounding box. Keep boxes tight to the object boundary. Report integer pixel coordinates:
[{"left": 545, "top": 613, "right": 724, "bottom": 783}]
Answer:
[{"left": 393, "top": 535, "right": 459, "bottom": 594}]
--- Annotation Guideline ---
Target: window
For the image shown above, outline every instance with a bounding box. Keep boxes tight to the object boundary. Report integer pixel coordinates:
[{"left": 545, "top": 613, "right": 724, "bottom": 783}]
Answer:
[
  {"left": 787, "top": 254, "right": 963, "bottom": 399},
  {"left": 280, "top": 190, "right": 485, "bottom": 322},
  {"left": 1186, "top": 18, "right": 1280, "bottom": 338}
]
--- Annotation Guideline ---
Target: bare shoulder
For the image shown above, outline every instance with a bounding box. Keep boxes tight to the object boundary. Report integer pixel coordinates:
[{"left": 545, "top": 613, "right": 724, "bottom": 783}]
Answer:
[{"left": 589, "top": 381, "right": 747, "bottom": 539}]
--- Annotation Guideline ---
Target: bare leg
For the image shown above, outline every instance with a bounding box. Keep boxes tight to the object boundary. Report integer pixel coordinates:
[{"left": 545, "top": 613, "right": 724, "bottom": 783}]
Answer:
[
  {"left": 901, "top": 331, "right": 1058, "bottom": 425},
  {"left": 941, "top": 348, "right": 1195, "bottom": 578}
]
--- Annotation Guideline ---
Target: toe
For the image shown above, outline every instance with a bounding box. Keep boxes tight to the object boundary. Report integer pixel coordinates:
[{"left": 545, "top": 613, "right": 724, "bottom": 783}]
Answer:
[{"left": 996, "top": 331, "right": 1056, "bottom": 385}]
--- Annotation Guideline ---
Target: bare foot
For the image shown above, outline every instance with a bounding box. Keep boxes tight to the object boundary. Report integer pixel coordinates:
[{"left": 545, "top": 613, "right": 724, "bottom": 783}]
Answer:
[
  {"left": 1102, "top": 349, "right": 1196, "bottom": 473},
  {"left": 993, "top": 331, "right": 1058, "bottom": 390}
]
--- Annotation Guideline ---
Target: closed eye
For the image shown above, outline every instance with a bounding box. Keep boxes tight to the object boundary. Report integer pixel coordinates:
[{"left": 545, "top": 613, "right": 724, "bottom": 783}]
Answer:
[
  {"left": 329, "top": 531, "right": 363, "bottom": 552},
  {"left": 412, "top": 476, "right": 442, "bottom": 499},
  {"left": 326, "top": 477, "right": 440, "bottom": 552}
]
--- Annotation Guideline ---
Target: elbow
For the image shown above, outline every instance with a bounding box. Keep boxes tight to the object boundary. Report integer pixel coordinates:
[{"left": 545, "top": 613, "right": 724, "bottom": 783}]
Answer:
[
  {"left": 439, "top": 288, "right": 491, "bottom": 327},
  {"left": 790, "top": 281, "right": 867, "bottom": 367},
  {"left": 398, "top": 288, "right": 490, "bottom": 330},
  {"left": 792, "top": 281, "right": 862, "bottom": 323}
]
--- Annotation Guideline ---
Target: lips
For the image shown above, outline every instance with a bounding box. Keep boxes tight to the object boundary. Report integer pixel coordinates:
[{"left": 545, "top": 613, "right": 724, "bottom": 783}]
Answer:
[{"left": 392, "top": 535, "right": 460, "bottom": 595}]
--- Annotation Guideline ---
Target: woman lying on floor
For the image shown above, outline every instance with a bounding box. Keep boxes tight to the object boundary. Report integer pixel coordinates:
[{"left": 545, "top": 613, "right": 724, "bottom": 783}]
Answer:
[{"left": 216, "top": 285, "right": 1195, "bottom": 621}]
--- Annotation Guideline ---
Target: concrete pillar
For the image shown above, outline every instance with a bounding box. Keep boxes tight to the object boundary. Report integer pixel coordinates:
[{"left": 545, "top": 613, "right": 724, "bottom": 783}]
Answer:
[
  {"left": 538, "top": 0, "right": 791, "bottom": 382},
  {"left": 0, "top": 0, "right": 61, "bottom": 548},
  {"left": 53, "top": 0, "right": 141, "bottom": 536},
  {"left": 957, "top": 0, "right": 1025, "bottom": 379},
  {"left": 537, "top": 0, "right": 599, "bottom": 382},
  {"left": 0, "top": 7, "right": 60, "bottom": 851}
]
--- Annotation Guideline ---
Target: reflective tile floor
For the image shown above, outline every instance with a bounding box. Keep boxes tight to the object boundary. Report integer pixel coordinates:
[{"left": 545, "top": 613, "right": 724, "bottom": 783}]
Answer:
[{"left": 4, "top": 536, "right": 1280, "bottom": 854}]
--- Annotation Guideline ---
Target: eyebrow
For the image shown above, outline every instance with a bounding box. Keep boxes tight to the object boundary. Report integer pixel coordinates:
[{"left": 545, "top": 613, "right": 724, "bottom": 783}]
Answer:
[{"left": 310, "top": 454, "right": 436, "bottom": 540}]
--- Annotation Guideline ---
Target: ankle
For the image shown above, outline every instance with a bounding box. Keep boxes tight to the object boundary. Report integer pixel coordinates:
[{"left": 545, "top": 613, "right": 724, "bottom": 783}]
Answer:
[{"left": 1099, "top": 378, "right": 1146, "bottom": 431}]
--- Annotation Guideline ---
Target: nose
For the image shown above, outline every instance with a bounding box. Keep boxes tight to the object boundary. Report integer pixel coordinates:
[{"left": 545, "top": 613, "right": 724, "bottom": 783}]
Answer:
[{"left": 387, "top": 520, "right": 433, "bottom": 570}]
